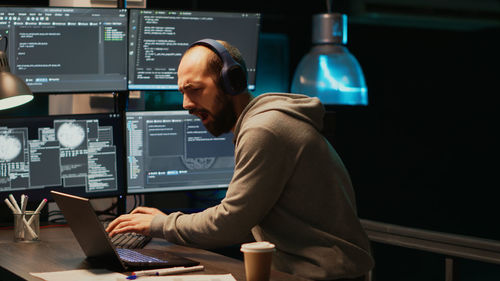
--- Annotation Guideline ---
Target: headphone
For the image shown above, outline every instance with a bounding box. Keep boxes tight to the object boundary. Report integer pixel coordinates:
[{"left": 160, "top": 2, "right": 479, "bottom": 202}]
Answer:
[{"left": 188, "top": 38, "right": 247, "bottom": 96}]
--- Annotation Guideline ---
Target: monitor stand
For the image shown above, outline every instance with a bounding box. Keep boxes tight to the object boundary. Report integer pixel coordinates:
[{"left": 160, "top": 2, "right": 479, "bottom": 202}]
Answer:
[{"left": 116, "top": 195, "right": 127, "bottom": 215}]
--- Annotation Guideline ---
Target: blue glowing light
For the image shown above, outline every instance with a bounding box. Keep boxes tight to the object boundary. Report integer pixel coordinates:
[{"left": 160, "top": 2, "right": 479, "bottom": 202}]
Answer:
[{"left": 291, "top": 49, "right": 368, "bottom": 105}]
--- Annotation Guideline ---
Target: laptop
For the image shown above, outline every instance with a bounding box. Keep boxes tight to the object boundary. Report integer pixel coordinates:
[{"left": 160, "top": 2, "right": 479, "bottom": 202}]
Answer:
[{"left": 51, "top": 190, "right": 200, "bottom": 271}]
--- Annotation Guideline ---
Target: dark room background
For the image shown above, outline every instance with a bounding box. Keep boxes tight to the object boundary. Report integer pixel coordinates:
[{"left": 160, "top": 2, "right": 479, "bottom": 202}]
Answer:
[
  {"left": 142, "top": 0, "right": 500, "bottom": 242},
  {"left": 1, "top": 0, "right": 500, "bottom": 280}
]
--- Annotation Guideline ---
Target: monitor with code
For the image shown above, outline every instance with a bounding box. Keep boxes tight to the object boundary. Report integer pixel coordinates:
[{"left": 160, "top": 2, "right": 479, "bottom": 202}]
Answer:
[
  {"left": 0, "top": 7, "right": 128, "bottom": 93},
  {"left": 125, "top": 110, "right": 235, "bottom": 193},
  {"left": 127, "top": 9, "right": 261, "bottom": 91}
]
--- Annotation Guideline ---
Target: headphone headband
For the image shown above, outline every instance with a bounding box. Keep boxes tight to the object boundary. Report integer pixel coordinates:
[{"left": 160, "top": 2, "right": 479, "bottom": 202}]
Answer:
[{"left": 188, "top": 38, "right": 247, "bottom": 95}]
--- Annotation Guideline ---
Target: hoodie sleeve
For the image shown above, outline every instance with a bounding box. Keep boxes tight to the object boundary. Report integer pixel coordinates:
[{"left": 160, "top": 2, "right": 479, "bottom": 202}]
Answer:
[{"left": 149, "top": 121, "right": 294, "bottom": 248}]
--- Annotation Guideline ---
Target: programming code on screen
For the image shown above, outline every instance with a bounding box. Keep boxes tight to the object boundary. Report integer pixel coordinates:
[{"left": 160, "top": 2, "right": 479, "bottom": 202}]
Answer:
[
  {"left": 126, "top": 111, "right": 235, "bottom": 193},
  {"left": 127, "top": 9, "right": 260, "bottom": 90},
  {"left": 0, "top": 114, "right": 124, "bottom": 200},
  {"left": 0, "top": 7, "right": 128, "bottom": 93}
]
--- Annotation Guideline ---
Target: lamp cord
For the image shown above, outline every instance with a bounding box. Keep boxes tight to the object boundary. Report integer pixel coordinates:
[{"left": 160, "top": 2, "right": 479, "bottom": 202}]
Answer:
[{"left": 326, "top": 0, "right": 332, "bottom": 13}]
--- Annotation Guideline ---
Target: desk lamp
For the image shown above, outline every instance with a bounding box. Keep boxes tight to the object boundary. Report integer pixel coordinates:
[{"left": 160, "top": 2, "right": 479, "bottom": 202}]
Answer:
[
  {"left": 291, "top": 2, "right": 368, "bottom": 106},
  {"left": 0, "top": 36, "right": 33, "bottom": 110}
]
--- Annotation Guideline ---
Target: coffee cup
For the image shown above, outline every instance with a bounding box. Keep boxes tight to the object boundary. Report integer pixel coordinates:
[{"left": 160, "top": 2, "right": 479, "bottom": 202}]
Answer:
[{"left": 241, "top": 241, "right": 275, "bottom": 281}]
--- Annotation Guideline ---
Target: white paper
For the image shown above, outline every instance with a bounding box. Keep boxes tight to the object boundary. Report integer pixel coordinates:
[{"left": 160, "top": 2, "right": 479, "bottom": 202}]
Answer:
[
  {"left": 30, "top": 268, "right": 127, "bottom": 281},
  {"left": 120, "top": 274, "right": 237, "bottom": 281},
  {"left": 30, "top": 270, "right": 236, "bottom": 281}
]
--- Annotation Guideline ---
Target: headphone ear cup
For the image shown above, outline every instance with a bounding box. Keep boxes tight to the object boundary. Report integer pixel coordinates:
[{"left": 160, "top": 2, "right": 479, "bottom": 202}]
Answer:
[{"left": 225, "top": 65, "right": 247, "bottom": 95}]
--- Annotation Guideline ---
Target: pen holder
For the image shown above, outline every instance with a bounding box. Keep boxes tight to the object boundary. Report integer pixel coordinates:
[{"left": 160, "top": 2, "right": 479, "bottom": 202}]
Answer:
[{"left": 14, "top": 211, "right": 40, "bottom": 243}]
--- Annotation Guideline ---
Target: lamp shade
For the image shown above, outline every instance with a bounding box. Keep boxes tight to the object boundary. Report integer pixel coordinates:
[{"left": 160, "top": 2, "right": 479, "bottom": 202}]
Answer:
[
  {"left": 0, "top": 50, "right": 33, "bottom": 110},
  {"left": 291, "top": 13, "right": 368, "bottom": 106}
]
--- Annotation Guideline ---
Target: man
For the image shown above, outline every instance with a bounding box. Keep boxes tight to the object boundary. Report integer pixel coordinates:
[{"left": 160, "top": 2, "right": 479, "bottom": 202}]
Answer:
[{"left": 107, "top": 39, "right": 374, "bottom": 280}]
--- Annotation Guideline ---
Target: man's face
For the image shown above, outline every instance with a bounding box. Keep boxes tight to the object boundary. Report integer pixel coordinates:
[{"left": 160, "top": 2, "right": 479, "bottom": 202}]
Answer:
[{"left": 177, "top": 47, "right": 236, "bottom": 136}]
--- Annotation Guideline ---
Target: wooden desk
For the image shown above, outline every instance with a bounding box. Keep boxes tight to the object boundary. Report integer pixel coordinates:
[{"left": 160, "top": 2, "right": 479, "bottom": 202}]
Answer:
[{"left": 0, "top": 225, "right": 309, "bottom": 281}]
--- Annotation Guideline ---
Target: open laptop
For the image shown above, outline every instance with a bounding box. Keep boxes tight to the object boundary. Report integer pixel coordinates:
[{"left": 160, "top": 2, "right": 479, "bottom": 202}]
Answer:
[{"left": 51, "top": 190, "right": 199, "bottom": 271}]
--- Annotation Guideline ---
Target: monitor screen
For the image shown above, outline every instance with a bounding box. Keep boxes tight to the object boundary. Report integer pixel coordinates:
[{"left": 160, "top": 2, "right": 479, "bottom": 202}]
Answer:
[
  {"left": 125, "top": 110, "right": 235, "bottom": 193},
  {"left": 0, "top": 7, "right": 128, "bottom": 93},
  {"left": 127, "top": 9, "right": 261, "bottom": 91},
  {"left": 0, "top": 113, "right": 125, "bottom": 201}
]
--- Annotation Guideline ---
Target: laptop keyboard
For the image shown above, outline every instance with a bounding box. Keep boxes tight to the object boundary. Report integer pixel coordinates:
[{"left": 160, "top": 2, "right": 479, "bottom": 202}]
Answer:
[
  {"left": 111, "top": 232, "right": 152, "bottom": 249},
  {"left": 102, "top": 220, "right": 152, "bottom": 249},
  {"left": 117, "top": 248, "right": 166, "bottom": 263}
]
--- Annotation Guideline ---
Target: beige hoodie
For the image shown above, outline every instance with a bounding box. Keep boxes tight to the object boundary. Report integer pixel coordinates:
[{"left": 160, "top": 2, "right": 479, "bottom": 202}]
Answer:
[{"left": 151, "top": 93, "right": 374, "bottom": 280}]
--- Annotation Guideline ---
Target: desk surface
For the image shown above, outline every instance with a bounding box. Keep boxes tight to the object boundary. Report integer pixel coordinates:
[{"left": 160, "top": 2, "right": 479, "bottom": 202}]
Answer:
[{"left": 0, "top": 226, "right": 310, "bottom": 281}]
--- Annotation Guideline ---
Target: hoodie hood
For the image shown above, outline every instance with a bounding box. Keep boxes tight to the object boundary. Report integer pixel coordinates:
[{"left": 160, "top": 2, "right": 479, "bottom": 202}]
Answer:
[{"left": 234, "top": 93, "right": 325, "bottom": 137}]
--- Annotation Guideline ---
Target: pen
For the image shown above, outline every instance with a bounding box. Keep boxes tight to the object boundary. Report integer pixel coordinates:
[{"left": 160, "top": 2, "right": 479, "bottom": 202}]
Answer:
[
  {"left": 20, "top": 194, "right": 27, "bottom": 221},
  {"left": 20, "top": 195, "right": 26, "bottom": 213},
  {"left": 27, "top": 198, "right": 47, "bottom": 226},
  {"left": 129, "top": 265, "right": 204, "bottom": 278},
  {"left": 22, "top": 217, "right": 38, "bottom": 239},
  {"left": 8, "top": 194, "right": 21, "bottom": 214},
  {"left": 4, "top": 198, "right": 19, "bottom": 214},
  {"left": 22, "top": 195, "right": 28, "bottom": 213}
]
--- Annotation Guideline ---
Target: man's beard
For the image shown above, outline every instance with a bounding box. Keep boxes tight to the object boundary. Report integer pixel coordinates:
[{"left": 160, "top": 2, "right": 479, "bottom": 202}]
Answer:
[{"left": 204, "top": 92, "right": 237, "bottom": 137}]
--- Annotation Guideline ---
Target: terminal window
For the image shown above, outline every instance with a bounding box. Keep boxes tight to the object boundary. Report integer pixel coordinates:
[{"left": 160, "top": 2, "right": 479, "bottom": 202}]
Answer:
[
  {"left": 126, "top": 111, "right": 235, "bottom": 193},
  {"left": 0, "top": 7, "right": 128, "bottom": 93},
  {"left": 127, "top": 9, "right": 261, "bottom": 91}
]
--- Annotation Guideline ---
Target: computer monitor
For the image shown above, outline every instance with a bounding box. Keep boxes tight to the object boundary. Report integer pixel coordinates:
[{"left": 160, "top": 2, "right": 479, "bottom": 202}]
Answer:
[
  {"left": 127, "top": 9, "right": 261, "bottom": 91},
  {"left": 125, "top": 110, "right": 235, "bottom": 194},
  {"left": 0, "top": 113, "right": 125, "bottom": 202},
  {"left": 0, "top": 7, "right": 128, "bottom": 93}
]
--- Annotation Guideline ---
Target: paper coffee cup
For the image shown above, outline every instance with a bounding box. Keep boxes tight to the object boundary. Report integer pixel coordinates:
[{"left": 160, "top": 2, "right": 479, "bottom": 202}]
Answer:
[{"left": 241, "top": 241, "right": 275, "bottom": 281}]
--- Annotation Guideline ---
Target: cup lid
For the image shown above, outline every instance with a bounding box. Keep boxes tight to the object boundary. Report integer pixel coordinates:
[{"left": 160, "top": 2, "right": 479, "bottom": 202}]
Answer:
[{"left": 240, "top": 241, "right": 276, "bottom": 252}]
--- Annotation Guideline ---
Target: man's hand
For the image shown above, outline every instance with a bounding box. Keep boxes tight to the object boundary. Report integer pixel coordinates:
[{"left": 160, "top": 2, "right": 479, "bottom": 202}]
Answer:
[{"left": 105, "top": 207, "right": 166, "bottom": 237}]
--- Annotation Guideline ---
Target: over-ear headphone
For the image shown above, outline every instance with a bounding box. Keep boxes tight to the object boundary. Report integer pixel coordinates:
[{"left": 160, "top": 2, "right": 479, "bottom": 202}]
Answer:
[{"left": 188, "top": 38, "right": 247, "bottom": 96}]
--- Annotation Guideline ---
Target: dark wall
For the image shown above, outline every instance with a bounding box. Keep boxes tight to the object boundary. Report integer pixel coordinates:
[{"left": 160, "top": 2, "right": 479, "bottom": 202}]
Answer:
[
  {"left": 0, "top": 0, "right": 48, "bottom": 6},
  {"left": 325, "top": 22, "right": 500, "bottom": 280},
  {"left": 149, "top": 0, "right": 500, "bottom": 240},
  {"left": 337, "top": 23, "right": 500, "bottom": 240}
]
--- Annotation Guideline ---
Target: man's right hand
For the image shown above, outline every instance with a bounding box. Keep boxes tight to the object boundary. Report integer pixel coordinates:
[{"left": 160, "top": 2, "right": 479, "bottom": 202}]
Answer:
[{"left": 105, "top": 207, "right": 166, "bottom": 237}]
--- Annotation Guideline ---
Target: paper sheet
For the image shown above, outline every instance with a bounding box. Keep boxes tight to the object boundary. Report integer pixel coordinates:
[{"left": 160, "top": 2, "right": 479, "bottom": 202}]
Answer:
[
  {"left": 30, "top": 269, "right": 127, "bottom": 281},
  {"left": 30, "top": 270, "right": 236, "bottom": 281}
]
